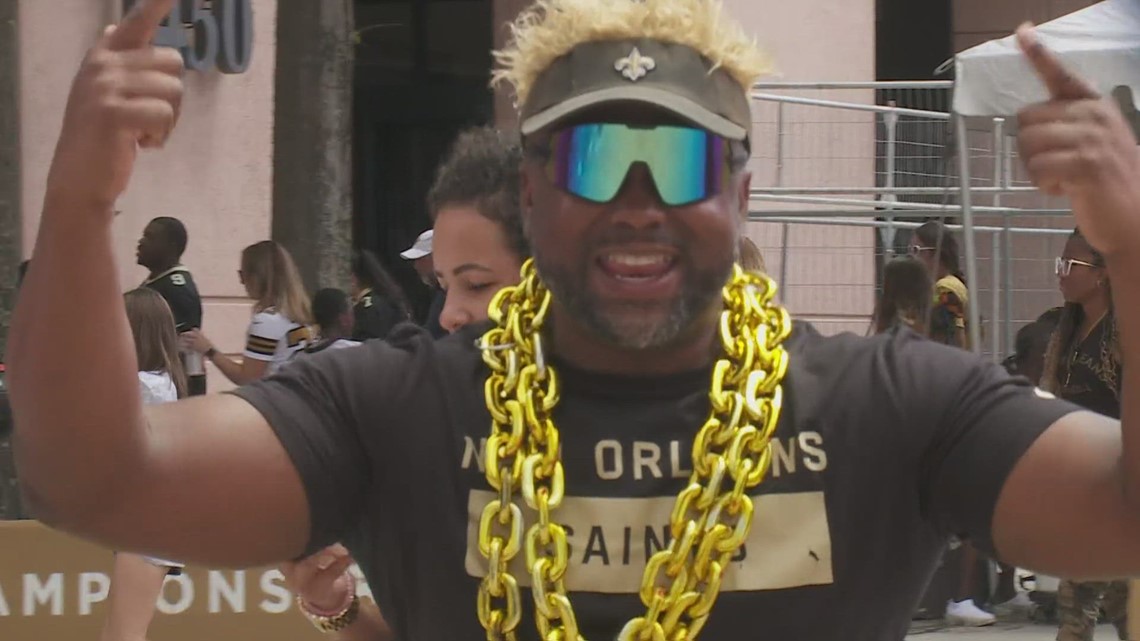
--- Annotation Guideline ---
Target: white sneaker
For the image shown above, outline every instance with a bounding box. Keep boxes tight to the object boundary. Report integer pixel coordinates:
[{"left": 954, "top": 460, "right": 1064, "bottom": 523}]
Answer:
[
  {"left": 992, "top": 591, "right": 1035, "bottom": 620},
  {"left": 945, "top": 599, "right": 997, "bottom": 627}
]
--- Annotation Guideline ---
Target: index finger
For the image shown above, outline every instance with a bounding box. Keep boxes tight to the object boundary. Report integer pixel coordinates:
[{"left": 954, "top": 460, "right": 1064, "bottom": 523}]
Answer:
[
  {"left": 1016, "top": 23, "right": 1099, "bottom": 100},
  {"left": 107, "top": 0, "right": 176, "bottom": 51}
]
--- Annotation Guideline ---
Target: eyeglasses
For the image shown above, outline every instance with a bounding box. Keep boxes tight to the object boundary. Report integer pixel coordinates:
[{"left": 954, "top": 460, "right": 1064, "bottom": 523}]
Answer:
[
  {"left": 535, "top": 123, "right": 742, "bottom": 207},
  {"left": 1054, "top": 256, "right": 1100, "bottom": 276},
  {"left": 908, "top": 244, "right": 936, "bottom": 255}
]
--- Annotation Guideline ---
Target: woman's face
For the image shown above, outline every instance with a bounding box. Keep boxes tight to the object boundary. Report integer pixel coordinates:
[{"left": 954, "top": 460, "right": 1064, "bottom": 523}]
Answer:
[
  {"left": 908, "top": 240, "right": 939, "bottom": 275},
  {"left": 237, "top": 262, "right": 255, "bottom": 299},
  {"left": 1057, "top": 236, "right": 1105, "bottom": 305},
  {"left": 433, "top": 205, "right": 524, "bottom": 333}
]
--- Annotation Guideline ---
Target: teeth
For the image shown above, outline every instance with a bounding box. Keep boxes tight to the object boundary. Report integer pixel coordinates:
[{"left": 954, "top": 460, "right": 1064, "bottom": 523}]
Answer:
[{"left": 606, "top": 254, "right": 669, "bottom": 267}]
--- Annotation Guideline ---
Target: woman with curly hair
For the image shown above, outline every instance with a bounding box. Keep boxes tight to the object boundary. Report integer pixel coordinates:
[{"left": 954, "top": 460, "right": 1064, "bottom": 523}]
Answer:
[{"left": 280, "top": 126, "right": 527, "bottom": 641}]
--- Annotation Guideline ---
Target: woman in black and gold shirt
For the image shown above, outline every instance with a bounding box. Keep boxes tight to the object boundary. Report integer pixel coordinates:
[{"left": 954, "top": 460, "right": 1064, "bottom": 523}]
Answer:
[{"left": 1042, "top": 228, "right": 1126, "bottom": 641}]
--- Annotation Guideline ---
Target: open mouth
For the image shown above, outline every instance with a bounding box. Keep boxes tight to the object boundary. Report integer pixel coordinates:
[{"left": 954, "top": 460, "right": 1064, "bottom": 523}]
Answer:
[{"left": 593, "top": 250, "right": 681, "bottom": 300}]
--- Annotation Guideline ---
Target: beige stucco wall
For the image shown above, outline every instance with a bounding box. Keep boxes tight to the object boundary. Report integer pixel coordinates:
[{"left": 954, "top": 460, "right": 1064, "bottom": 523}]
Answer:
[
  {"left": 19, "top": 0, "right": 279, "bottom": 391},
  {"left": 726, "top": 0, "right": 878, "bottom": 335}
]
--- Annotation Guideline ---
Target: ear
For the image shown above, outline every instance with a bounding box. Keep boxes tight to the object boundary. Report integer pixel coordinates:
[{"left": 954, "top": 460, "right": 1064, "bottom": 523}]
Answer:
[
  {"left": 520, "top": 162, "right": 536, "bottom": 229},
  {"left": 736, "top": 169, "right": 753, "bottom": 222}
]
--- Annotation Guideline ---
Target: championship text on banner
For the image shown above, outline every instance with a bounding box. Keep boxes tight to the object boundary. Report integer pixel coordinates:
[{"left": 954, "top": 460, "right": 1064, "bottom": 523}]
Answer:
[{"left": 0, "top": 520, "right": 362, "bottom": 641}]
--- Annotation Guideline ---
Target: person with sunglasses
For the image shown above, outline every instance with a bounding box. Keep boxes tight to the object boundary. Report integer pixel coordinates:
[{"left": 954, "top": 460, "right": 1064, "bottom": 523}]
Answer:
[
  {"left": 909, "top": 221, "right": 971, "bottom": 350},
  {"left": 1042, "top": 229, "right": 1128, "bottom": 641},
  {"left": 1046, "top": 229, "right": 1118, "bottom": 419},
  {"left": 15, "top": 1, "right": 1140, "bottom": 640}
]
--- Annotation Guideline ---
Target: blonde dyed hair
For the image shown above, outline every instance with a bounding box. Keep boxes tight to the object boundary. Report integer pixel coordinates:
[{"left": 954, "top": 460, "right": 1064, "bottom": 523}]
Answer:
[
  {"left": 492, "top": 0, "right": 773, "bottom": 106},
  {"left": 241, "top": 241, "right": 312, "bottom": 325}
]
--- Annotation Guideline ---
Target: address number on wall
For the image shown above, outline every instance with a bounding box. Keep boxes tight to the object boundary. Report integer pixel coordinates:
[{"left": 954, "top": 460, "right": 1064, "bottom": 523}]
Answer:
[{"left": 122, "top": 0, "right": 254, "bottom": 74}]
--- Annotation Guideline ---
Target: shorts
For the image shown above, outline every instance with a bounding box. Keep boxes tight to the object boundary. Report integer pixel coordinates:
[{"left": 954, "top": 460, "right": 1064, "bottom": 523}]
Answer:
[{"left": 141, "top": 555, "right": 185, "bottom": 576}]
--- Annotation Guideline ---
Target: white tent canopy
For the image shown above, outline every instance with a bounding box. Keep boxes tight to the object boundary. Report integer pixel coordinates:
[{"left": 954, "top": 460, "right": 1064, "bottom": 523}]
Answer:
[
  {"left": 953, "top": 0, "right": 1140, "bottom": 119},
  {"left": 948, "top": 0, "right": 1140, "bottom": 354}
]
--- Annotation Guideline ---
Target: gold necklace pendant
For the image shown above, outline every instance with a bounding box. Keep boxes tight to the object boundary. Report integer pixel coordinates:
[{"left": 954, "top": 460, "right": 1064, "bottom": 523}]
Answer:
[{"left": 476, "top": 259, "right": 792, "bottom": 641}]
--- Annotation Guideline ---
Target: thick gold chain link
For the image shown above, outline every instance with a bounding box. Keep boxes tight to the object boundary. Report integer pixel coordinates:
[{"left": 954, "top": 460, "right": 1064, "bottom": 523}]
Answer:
[{"left": 477, "top": 258, "right": 792, "bottom": 641}]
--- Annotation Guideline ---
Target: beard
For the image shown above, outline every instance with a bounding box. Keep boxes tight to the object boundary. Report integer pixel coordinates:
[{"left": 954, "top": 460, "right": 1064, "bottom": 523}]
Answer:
[{"left": 534, "top": 238, "right": 733, "bottom": 350}]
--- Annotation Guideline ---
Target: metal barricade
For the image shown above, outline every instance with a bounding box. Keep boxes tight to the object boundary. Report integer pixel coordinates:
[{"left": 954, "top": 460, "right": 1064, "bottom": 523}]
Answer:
[
  {"left": 746, "top": 81, "right": 1075, "bottom": 360},
  {"left": 745, "top": 215, "right": 1070, "bottom": 362}
]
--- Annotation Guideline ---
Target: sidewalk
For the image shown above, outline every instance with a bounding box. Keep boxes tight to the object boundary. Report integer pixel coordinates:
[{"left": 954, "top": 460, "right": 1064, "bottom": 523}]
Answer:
[{"left": 908, "top": 622, "right": 1114, "bottom": 640}]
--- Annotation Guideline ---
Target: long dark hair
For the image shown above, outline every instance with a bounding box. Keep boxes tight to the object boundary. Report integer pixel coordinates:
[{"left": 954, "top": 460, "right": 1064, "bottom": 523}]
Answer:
[
  {"left": 351, "top": 250, "right": 412, "bottom": 319},
  {"left": 1040, "top": 228, "right": 1116, "bottom": 393},
  {"left": 914, "top": 221, "right": 966, "bottom": 284},
  {"left": 873, "top": 256, "right": 932, "bottom": 335}
]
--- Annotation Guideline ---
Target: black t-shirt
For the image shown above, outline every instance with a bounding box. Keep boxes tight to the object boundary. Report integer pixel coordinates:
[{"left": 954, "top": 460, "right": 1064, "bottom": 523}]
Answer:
[
  {"left": 352, "top": 291, "right": 405, "bottom": 341},
  {"left": 425, "top": 287, "right": 446, "bottom": 338},
  {"left": 233, "top": 323, "right": 1078, "bottom": 641},
  {"left": 1057, "top": 313, "right": 1121, "bottom": 419},
  {"left": 143, "top": 266, "right": 202, "bottom": 331}
]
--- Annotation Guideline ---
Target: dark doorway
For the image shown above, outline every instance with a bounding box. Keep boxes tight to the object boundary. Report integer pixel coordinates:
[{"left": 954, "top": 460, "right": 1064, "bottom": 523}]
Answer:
[
  {"left": 873, "top": 0, "right": 954, "bottom": 281},
  {"left": 876, "top": 0, "right": 952, "bottom": 84},
  {"left": 353, "top": 0, "right": 495, "bottom": 320}
]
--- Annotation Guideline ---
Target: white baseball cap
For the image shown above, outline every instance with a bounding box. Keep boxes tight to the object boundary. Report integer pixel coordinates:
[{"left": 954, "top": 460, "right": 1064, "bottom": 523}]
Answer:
[{"left": 400, "top": 230, "right": 433, "bottom": 260}]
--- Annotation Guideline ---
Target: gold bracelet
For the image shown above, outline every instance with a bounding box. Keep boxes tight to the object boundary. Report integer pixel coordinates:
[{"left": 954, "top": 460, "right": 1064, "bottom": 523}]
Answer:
[{"left": 297, "top": 593, "right": 360, "bottom": 633}]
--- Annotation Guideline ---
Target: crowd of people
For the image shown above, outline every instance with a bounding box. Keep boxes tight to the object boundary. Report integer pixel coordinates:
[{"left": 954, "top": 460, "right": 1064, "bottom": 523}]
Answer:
[
  {"left": 874, "top": 226, "right": 1127, "bottom": 639},
  {"left": 7, "top": 1, "right": 1140, "bottom": 641},
  {"left": 132, "top": 220, "right": 437, "bottom": 393}
]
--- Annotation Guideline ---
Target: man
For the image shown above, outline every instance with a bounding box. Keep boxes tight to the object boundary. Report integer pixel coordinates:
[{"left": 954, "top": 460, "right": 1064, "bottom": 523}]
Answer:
[
  {"left": 298, "top": 288, "right": 360, "bottom": 357},
  {"left": 9, "top": 1, "right": 1140, "bottom": 640},
  {"left": 136, "top": 216, "right": 206, "bottom": 395},
  {"left": 400, "top": 229, "right": 445, "bottom": 338},
  {"left": 1004, "top": 307, "right": 1064, "bottom": 384}
]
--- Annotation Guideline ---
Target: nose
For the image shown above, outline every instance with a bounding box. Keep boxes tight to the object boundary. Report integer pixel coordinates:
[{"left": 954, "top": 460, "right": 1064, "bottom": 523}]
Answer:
[
  {"left": 609, "top": 163, "right": 668, "bottom": 230},
  {"left": 439, "top": 294, "right": 471, "bottom": 334}
]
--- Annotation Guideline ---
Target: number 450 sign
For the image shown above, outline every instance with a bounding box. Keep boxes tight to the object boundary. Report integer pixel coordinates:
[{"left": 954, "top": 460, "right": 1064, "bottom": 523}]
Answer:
[{"left": 122, "top": 0, "right": 254, "bottom": 74}]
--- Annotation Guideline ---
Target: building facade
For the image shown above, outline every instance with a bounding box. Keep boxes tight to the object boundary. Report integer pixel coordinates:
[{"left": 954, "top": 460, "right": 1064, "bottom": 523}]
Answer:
[
  {"left": 17, "top": 0, "right": 279, "bottom": 389},
  {"left": 11, "top": 0, "right": 1085, "bottom": 367}
]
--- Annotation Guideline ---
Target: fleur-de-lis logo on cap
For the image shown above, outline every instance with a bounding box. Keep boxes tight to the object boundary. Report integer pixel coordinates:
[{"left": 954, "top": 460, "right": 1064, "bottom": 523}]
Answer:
[{"left": 615, "top": 47, "right": 656, "bottom": 82}]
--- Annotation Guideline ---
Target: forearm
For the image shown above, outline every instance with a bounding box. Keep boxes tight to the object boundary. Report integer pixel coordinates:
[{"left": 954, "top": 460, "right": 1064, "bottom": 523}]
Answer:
[
  {"left": 8, "top": 192, "right": 146, "bottom": 521},
  {"left": 209, "top": 352, "right": 250, "bottom": 385},
  {"left": 1108, "top": 253, "right": 1140, "bottom": 505}
]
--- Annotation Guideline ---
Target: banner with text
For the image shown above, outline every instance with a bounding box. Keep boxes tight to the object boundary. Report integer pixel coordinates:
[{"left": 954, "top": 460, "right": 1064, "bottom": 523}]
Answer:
[{"left": 0, "top": 521, "right": 350, "bottom": 641}]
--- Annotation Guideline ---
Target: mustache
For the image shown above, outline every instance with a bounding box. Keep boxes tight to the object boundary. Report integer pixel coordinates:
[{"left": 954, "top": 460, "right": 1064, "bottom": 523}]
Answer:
[{"left": 586, "top": 226, "right": 684, "bottom": 251}]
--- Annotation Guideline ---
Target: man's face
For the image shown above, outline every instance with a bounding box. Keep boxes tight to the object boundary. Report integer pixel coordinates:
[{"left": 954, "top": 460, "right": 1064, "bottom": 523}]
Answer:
[
  {"left": 338, "top": 309, "right": 356, "bottom": 337},
  {"left": 136, "top": 222, "right": 166, "bottom": 269},
  {"left": 414, "top": 255, "right": 436, "bottom": 286},
  {"left": 522, "top": 110, "right": 751, "bottom": 350}
]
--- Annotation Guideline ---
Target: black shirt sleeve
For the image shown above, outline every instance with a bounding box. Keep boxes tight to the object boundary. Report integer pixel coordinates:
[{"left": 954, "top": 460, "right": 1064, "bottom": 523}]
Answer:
[
  {"left": 353, "top": 295, "right": 407, "bottom": 341},
  {"left": 893, "top": 333, "right": 1083, "bottom": 554},
  {"left": 229, "top": 326, "right": 442, "bottom": 553}
]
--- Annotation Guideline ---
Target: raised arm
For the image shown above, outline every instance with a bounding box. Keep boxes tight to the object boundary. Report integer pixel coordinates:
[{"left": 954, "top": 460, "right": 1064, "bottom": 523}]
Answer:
[
  {"left": 7, "top": 0, "right": 309, "bottom": 566},
  {"left": 988, "top": 25, "right": 1140, "bottom": 577}
]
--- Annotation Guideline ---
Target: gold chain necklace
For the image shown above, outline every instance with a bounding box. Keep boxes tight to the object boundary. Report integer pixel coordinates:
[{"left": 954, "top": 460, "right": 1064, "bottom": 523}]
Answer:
[{"left": 476, "top": 259, "right": 792, "bottom": 641}]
